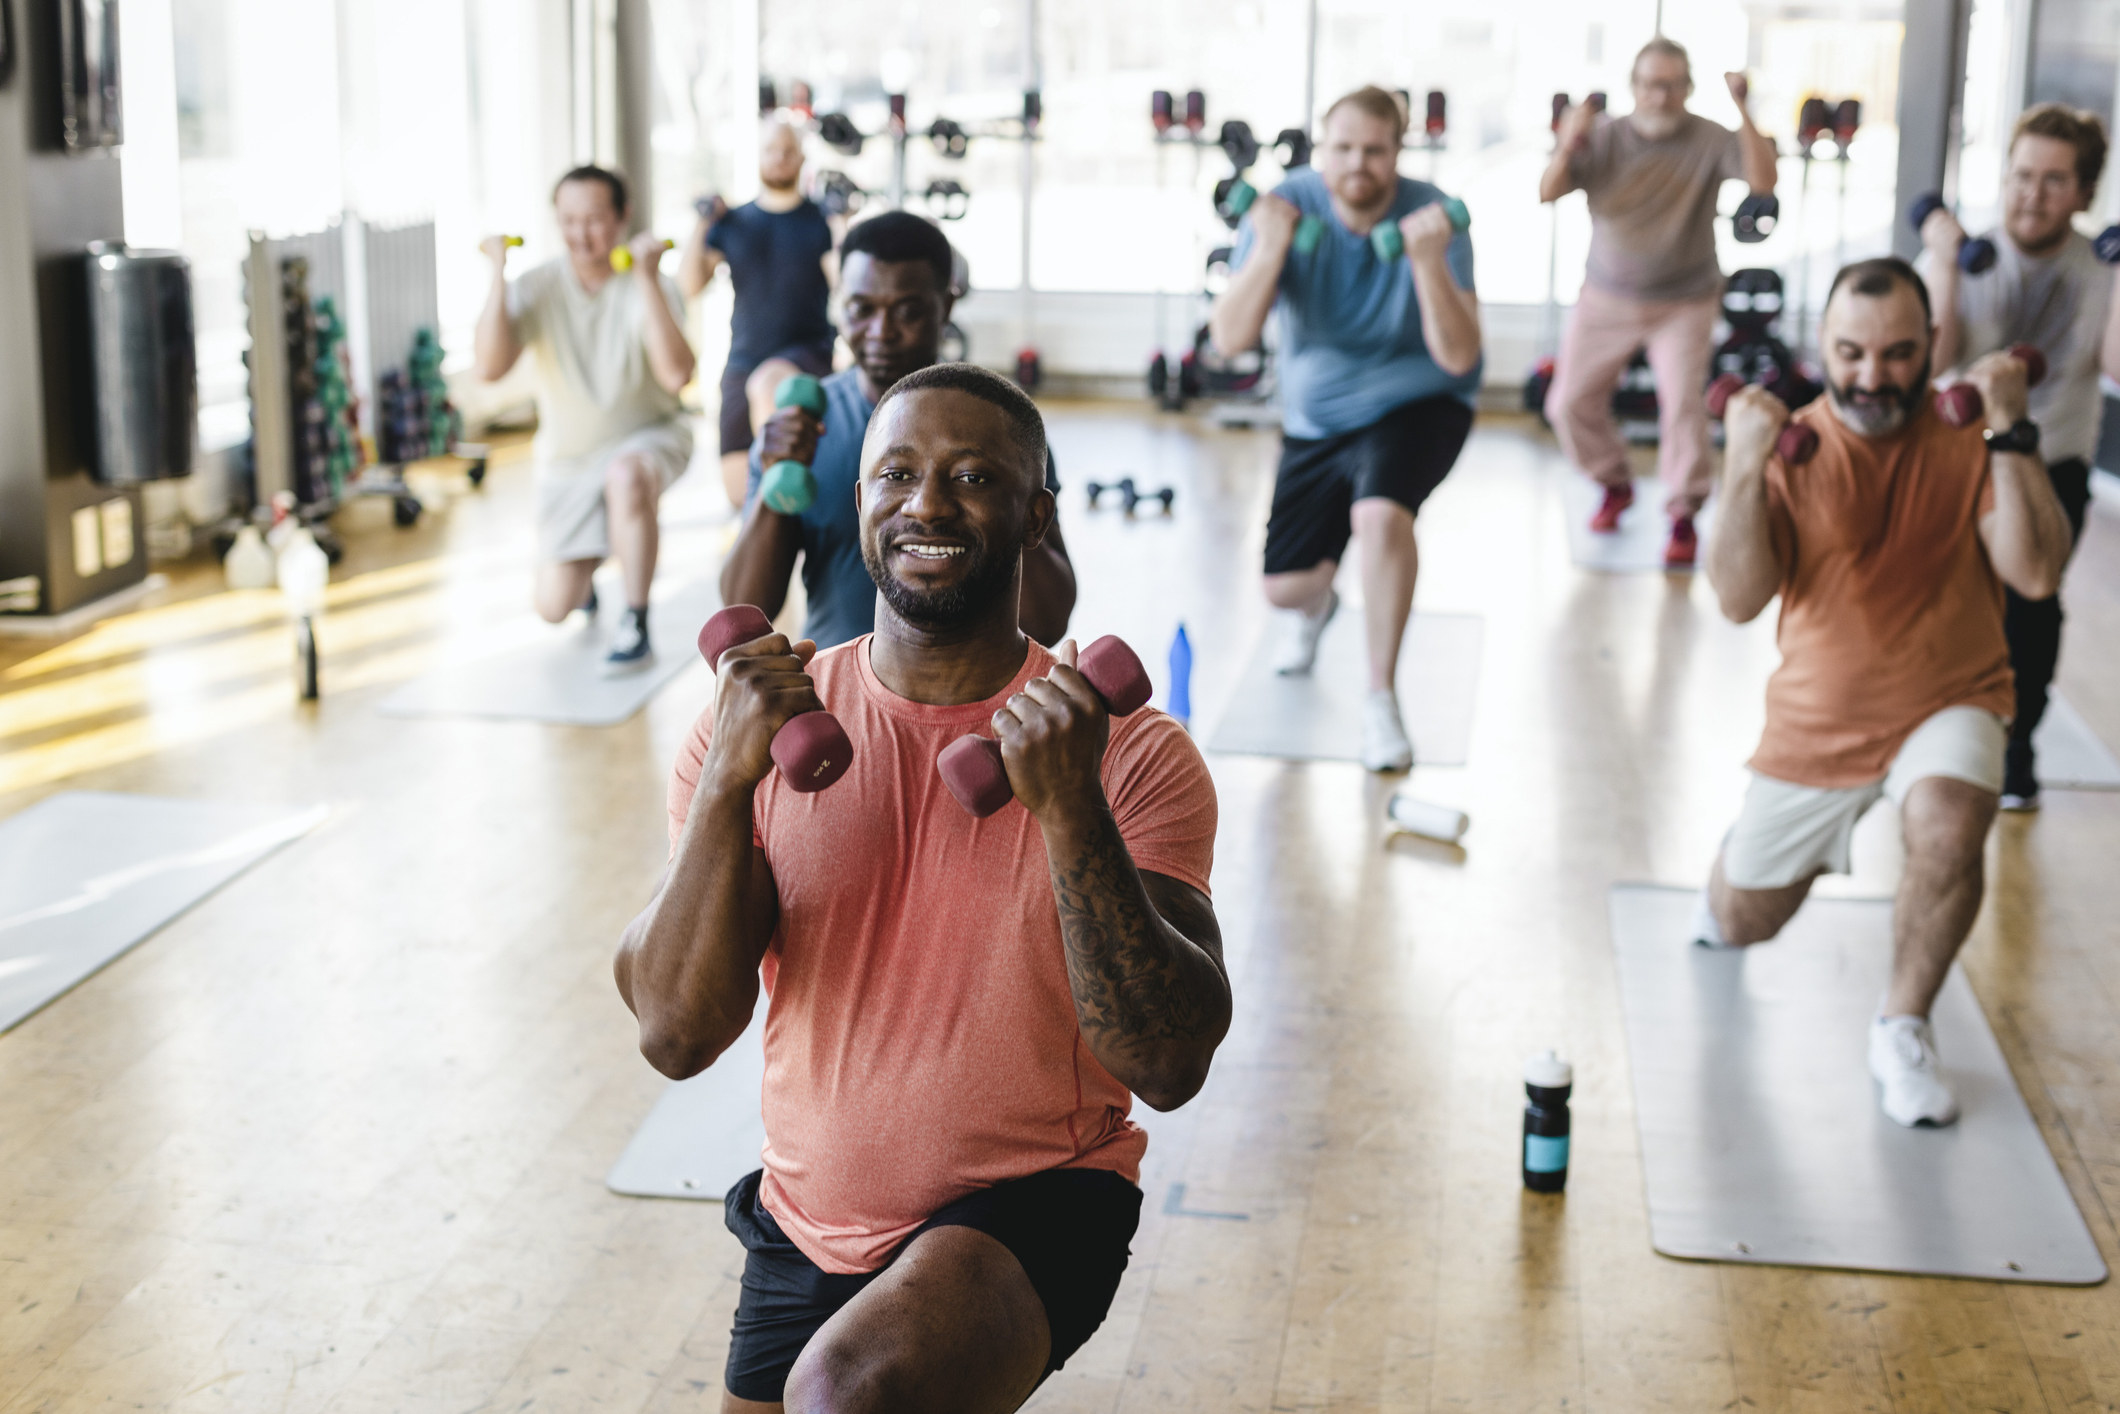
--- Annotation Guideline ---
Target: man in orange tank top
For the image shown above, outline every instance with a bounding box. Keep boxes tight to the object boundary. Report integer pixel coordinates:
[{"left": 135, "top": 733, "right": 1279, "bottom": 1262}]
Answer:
[
  {"left": 1697, "top": 258, "right": 2070, "bottom": 1128},
  {"left": 615, "top": 362, "right": 1229, "bottom": 1412}
]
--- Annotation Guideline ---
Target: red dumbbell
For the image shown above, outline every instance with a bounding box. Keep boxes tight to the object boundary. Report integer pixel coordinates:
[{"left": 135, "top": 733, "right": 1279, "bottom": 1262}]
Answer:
[
  {"left": 1705, "top": 374, "right": 1819, "bottom": 464},
  {"left": 698, "top": 605, "right": 853, "bottom": 793},
  {"left": 938, "top": 637, "right": 1154, "bottom": 818},
  {"left": 1934, "top": 343, "right": 2048, "bottom": 428}
]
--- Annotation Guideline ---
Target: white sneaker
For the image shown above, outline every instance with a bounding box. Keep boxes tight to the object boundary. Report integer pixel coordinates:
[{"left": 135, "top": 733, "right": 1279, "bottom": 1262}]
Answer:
[
  {"left": 1361, "top": 689, "right": 1414, "bottom": 772},
  {"left": 1272, "top": 589, "right": 1339, "bottom": 676},
  {"left": 1867, "top": 1015, "right": 1959, "bottom": 1127}
]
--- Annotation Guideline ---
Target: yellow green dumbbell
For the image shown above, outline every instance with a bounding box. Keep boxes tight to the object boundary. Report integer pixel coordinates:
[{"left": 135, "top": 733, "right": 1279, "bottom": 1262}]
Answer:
[
  {"left": 609, "top": 239, "right": 675, "bottom": 272},
  {"left": 759, "top": 375, "right": 829, "bottom": 515},
  {"left": 1369, "top": 196, "right": 1471, "bottom": 262}
]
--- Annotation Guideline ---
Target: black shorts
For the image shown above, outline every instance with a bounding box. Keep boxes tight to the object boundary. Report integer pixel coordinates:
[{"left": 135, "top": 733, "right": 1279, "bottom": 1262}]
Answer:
[
  {"left": 1262, "top": 394, "right": 1475, "bottom": 575},
  {"left": 718, "top": 341, "right": 837, "bottom": 455},
  {"left": 721, "top": 1166, "right": 1143, "bottom": 1403}
]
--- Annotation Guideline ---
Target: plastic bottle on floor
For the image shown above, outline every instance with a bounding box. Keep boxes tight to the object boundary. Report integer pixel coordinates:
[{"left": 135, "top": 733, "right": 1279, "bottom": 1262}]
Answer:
[
  {"left": 224, "top": 525, "right": 276, "bottom": 590},
  {"left": 1523, "top": 1051, "right": 1573, "bottom": 1193}
]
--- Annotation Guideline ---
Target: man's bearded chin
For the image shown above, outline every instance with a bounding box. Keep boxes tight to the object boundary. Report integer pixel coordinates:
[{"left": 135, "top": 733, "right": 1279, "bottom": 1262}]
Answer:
[
  {"left": 1630, "top": 110, "right": 1684, "bottom": 140},
  {"left": 1829, "top": 357, "right": 1930, "bottom": 437},
  {"left": 861, "top": 531, "right": 1020, "bottom": 629}
]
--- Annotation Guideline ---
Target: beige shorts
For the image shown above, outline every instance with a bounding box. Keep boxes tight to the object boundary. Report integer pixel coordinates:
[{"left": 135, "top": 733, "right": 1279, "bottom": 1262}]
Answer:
[
  {"left": 536, "top": 420, "right": 694, "bottom": 562},
  {"left": 1721, "top": 706, "right": 2008, "bottom": 891}
]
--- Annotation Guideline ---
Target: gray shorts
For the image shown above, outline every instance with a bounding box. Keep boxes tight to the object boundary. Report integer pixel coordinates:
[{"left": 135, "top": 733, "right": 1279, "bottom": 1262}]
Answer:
[{"left": 536, "top": 420, "right": 694, "bottom": 562}]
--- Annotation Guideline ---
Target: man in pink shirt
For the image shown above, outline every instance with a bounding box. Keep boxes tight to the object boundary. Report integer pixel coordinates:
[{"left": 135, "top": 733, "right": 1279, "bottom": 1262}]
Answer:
[{"left": 616, "top": 361, "right": 1228, "bottom": 1412}]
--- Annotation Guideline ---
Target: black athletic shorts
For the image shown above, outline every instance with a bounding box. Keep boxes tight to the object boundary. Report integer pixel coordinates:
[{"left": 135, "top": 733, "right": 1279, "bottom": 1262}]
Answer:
[
  {"left": 721, "top": 1166, "right": 1143, "bottom": 1403},
  {"left": 718, "top": 340, "right": 837, "bottom": 456},
  {"left": 1262, "top": 393, "right": 1475, "bottom": 575}
]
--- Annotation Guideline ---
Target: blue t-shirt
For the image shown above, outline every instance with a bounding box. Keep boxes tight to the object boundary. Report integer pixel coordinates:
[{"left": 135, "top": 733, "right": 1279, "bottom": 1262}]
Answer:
[
  {"left": 748, "top": 368, "right": 1064, "bottom": 648},
  {"left": 1232, "top": 168, "right": 1481, "bottom": 440},
  {"left": 706, "top": 199, "right": 836, "bottom": 367}
]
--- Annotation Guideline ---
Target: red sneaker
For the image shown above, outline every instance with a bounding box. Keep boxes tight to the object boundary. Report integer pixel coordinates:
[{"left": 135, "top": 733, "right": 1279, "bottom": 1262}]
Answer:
[
  {"left": 1589, "top": 482, "right": 1635, "bottom": 533},
  {"left": 1664, "top": 515, "right": 1698, "bottom": 568}
]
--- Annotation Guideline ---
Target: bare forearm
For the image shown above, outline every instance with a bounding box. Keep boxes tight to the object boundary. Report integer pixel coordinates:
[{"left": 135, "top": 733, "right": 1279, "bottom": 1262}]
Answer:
[
  {"left": 1929, "top": 265, "right": 1965, "bottom": 372},
  {"left": 678, "top": 240, "right": 722, "bottom": 301},
  {"left": 616, "top": 784, "right": 771, "bottom": 1077},
  {"left": 1739, "top": 120, "right": 1778, "bottom": 194},
  {"left": 1041, "top": 804, "right": 1229, "bottom": 1110},
  {"left": 1020, "top": 544, "right": 1077, "bottom": 646},
  {"left": 1987, "top": 452, "right": 2071, "bottom": 597},
  {"left": 1411, "top": 256, "right": 1480, "bottom": 376},
  {"left": 1704, "top": 468, "right": 1782, "bottom": 621},
  {"left": 1208, "top": 247, "right": 1286, "bottom": 357},
  {"left": 2103, "top": 267, "right": 2120, "bottom": 382},
  {"left": 639, "top": 278, "right": 697, "bottom": 394},
  {"left": 474, "top": 272, "right": 521, "bottom": 380},
  {"left": 1538, "top": 149, "right": 1577, "bottom": 204},
  {"left": 719, "top": 510, "right": 800, "bottom": 619}
]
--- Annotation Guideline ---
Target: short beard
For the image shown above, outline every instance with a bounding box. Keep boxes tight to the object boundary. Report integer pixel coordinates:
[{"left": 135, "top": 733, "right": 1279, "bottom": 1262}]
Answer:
[
  {"left": 1828, "top": 357, "right": 1929, "bottom": 437},
  {"left": 1630, "top": 110, "right": 1684, "bottom": 140},
  {"left": 861, "top": 533, "right": 1020, "bottom": 631}
]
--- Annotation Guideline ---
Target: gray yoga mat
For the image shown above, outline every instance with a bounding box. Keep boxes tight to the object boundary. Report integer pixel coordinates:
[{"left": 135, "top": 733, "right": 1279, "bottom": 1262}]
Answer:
[
  {"left": 379, "top": 576, "right": 719, "bottom": 726},
  {"left": 606, "top": 1010, "right": 766, "bottom": 1200},
  {"left": 0, "top": 792, "right": 327, "bottom": 1034},
  {"left": 1205, "top": 611, "right": 1480, "bottom": 767},
  {"left": 2032, "top": 692, "right": 2120, "bottom": 791},
  {"left": 1610, "top": 884, "right": 2104, "bottom": 1284},
  {"left": 1562, "top": 475, "right": 1712, "bottom": 573}
]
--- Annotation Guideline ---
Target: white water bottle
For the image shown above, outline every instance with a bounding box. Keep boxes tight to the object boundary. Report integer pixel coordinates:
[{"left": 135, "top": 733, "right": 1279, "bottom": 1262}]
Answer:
[{"left": 1385, "top": 792, "right": 1469, "bottom": 843}]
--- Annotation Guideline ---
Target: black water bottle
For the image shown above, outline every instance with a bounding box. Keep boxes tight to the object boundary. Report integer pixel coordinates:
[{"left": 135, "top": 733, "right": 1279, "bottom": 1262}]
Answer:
[{"left": 1522, "top": 1051, "right": 1573, "bottom": 1193}]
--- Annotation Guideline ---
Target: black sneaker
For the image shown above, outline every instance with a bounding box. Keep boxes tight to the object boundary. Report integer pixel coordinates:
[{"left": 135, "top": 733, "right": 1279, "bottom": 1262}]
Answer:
[
  {"left": 602, "top": 608, "right": 653, "bottom": 674},
  {"left": 2000, "top": 743, "right": 2039, "bottom": 812}
]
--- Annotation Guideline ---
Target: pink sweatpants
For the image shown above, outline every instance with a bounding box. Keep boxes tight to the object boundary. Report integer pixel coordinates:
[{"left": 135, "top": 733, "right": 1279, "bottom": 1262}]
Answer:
[{"left": 1544, "top": 283, "right": 1721, "bottom": 518}]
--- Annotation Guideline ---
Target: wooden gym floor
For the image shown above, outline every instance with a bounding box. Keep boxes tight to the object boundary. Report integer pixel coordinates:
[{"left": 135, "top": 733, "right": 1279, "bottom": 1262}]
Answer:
[{"left": 7, "top": 407, "right": 2120, "bottom": 1412}]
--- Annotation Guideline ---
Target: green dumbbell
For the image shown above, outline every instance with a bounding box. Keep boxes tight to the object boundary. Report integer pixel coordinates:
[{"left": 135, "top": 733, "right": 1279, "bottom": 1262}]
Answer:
[
  {"left": 1293, "top": 214, "right": 1326, "bottom": 255},
  {"left": 1369, "top": 197, "right": 1472, "bottom": 263},
  {"left": 1221, "top": 177, "right": 1257, "bottom": 221},
  {"left": 759, "top": 374, "right": 829, "bottom": 515}
]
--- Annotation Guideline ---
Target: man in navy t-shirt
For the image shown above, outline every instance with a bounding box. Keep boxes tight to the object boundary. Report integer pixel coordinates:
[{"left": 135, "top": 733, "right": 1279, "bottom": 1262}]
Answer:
[
  {"left": 680, "top": 118, "right": 839, "bottom": 506},
  {"left": 1210, "top": 85, "right": 1482, "bottom": 772},
  {"left": 719, "top": 211, "right": 1077, "bottom": 648}
]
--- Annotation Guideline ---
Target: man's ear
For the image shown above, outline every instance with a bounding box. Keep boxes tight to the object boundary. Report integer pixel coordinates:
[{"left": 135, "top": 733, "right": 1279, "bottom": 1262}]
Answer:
[{"left": 1021, "top": 483, "right": 1057, "bottom": 550}]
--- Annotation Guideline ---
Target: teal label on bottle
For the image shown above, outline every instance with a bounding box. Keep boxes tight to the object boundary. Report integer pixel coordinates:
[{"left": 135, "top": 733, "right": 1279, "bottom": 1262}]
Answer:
[{"left": 1524, "top": 1133, "right": 1569, "bottom": 1173}]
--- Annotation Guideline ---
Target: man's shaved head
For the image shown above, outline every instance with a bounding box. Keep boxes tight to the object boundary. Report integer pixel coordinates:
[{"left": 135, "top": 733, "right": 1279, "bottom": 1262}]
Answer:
[{"left": 872, "top": 362, "right": 1046, "bottom": 484}]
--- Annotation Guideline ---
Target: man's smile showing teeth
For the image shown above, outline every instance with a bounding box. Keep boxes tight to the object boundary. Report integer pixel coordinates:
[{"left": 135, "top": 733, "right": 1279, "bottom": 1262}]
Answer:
[{"left": 899, "top": 543, "right": 966, "bottom": 560}]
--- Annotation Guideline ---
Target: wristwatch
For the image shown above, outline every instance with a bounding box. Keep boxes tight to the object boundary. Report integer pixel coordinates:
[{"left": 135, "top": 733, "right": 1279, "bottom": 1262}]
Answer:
[{"left": 1984, "top": 419, "right": 2041, "bottom": 456}]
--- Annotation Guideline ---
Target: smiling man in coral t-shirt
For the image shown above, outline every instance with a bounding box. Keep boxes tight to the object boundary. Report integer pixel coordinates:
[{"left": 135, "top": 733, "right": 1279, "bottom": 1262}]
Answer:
[
  {"left": 1698, "top": 257, "right": 2070, "bottom": 1130},
  {"left": 615, "top": 362, "right": 1228, "bottom": 1413}
]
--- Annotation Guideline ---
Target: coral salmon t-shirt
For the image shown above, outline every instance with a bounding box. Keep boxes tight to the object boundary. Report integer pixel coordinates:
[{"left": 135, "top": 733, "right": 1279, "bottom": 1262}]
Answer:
[
  {"left": 667, "top": 636, "right": 1217, "bottom": 1274},
  {"left": 1750, "top": 399, "right": 2013, "bottom": 788}
]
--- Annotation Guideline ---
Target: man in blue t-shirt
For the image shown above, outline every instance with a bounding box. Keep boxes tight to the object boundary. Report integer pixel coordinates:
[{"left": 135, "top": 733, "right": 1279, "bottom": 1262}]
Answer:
[
  {"left": 1210, "top": 85, "right": 1483, "bottom": 772},
  {"left": 680, "top": 118, "right": 839, "bottom": 506},
  {"left": 719, "top": 211, "right": 1077, "bottom": 648}
]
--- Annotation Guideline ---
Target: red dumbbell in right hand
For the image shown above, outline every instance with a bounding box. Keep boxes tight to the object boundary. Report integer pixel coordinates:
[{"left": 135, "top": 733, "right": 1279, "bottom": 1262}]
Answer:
[
  {"left": 698, "top": 605, "right": 853, "bottom": 793},
  {"left": 1933, "top": 343, "right": 2047, "bottom": 428},
  {"left": 1705, "top": 374, "right": 1818, "bottom": 464},
  {"left": 938, "top": 637, "right": 1155, "bottom": 818}
]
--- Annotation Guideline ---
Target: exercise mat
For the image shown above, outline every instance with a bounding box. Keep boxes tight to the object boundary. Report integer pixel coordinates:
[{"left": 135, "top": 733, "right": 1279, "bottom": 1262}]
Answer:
[
  {"left": 1205, "top": 611, "right": 1480, "bottom": 767},
  {"left": 379, "top": 576, "right": 719, "bottom": 726},
  {"left": 2031, "top": 693, "right": 2120, "bottom": 791},
  {"left": 0, "top": 792, "right": 327, "bottom": 1033},
  {"left": 606, "top": 1010, "right": 766, "bottom": 1201},
  {"left": 1609, "top": 884, "right": 2103, "bottom": 1284},
  {"left": 1562, "top": 476, "right": 1714, "bottom": 573}
]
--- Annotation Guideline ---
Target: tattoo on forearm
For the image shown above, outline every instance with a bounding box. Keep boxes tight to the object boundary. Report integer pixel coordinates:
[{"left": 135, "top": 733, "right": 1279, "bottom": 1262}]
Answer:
[{"left": 1049, "top": 814, "right": 1219, "bottom": 1048}]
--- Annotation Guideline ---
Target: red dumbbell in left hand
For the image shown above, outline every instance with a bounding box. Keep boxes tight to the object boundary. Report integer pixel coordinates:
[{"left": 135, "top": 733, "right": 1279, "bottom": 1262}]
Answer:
[
  {"left": 937, "top": 637, "right": 1154, "bottom": 817},
  {"left": 1934, "top": 343, "right": 2047, "bottom": 428}
]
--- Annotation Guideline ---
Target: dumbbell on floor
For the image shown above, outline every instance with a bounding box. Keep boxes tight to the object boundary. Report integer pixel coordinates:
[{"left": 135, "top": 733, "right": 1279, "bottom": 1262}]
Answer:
[
  {"left": 937, "top": 638, "right": 1155, "bottom": 817},
  {"left": 760, "top": 375, "right": 829, "bottom": 514},
  {"left": 1085, "top": 477, "right": 1175, "bottom": 514},
  {"left": 1909, "top": 194, "right": 1996, "bottom": 274},
  {"left": 1933, "top": 344, "right": 2047, "bottom": 428},
  {"left": 1704, "top": 375, "right": 1819, "bottom": 464},
  {"left": 698, "top": 605, "right": 853, "bottom": 793}
]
